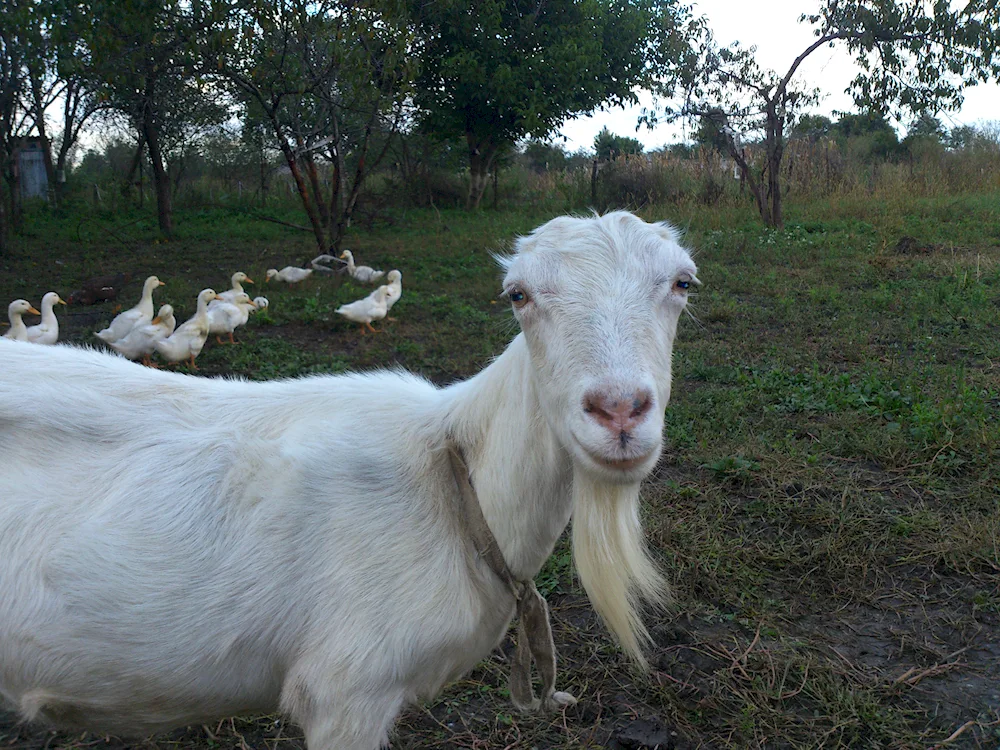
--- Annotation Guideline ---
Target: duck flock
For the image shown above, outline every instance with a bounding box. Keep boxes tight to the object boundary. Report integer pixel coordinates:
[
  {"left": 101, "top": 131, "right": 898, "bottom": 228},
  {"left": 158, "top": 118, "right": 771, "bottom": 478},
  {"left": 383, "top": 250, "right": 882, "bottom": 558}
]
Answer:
[{"left": 2, "top": 249, "right": 404, "bottom": 370}]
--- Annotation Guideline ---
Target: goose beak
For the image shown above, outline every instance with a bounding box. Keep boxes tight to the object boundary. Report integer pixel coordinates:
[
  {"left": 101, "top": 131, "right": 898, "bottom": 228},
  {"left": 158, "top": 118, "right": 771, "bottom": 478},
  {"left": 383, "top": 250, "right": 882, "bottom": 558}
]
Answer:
[
  {"left": 214, "top": 295, "right": 225, "bottom": 301},
  {"left": 245, "top": 277, "right": 255, "bottom": 284},
  {"left": 57, "top": 298, "right": 67, "bottom": 305},
  {"left": 27, "top": 306, "right": 41, "bottom": 315},
  {"left": 158, "top": 281, "right": 166, "bottom": 286}
]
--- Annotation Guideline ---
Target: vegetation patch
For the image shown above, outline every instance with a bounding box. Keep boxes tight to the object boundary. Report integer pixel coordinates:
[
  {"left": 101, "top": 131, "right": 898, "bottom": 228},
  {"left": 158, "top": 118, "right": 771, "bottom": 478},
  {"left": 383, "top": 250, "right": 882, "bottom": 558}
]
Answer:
[{"left": 2, "top": 193, "right": 999, "bottom": 748}]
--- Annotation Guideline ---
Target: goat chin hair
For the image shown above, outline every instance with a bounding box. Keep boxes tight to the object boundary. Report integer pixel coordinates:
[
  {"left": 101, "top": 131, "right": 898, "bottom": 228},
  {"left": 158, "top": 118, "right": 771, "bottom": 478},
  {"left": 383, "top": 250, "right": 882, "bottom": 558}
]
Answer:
[{"left": 571, "top": 475, "right": 669, "bottom": 669}]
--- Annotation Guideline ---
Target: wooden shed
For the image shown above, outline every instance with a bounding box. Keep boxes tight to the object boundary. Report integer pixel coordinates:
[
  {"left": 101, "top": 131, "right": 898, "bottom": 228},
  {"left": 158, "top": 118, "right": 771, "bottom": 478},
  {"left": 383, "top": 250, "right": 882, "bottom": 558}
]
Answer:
[{"left": 14, "top": 137, "right": 50, "bottom": 200}]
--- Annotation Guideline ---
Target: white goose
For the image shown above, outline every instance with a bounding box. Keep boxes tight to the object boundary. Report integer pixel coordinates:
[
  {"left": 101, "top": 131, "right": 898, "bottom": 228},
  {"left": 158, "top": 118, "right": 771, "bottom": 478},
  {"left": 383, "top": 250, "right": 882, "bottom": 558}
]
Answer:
[
  {"left": 154, "top": 289, "right": 220, "bottom": 369},
  {"left": 384, "top": 270, "right": 402, "bottom": 320},
  {"left": 339, "top": 250, "right": 384, "bottom": 284},
  {"left": 3, "top": 300, "right": 41, "bottom": 342},
  {"left": 335, "top": 285, "right": 391, "bottom": 335},
  {"left": 217, "top": 272, "right": 254, "bottom": 304},
  {"left": 95, "top": 275, "right": 165, "bottom": 344},
  {"left": 265, "top": 266, "right": 313, "bottom": 284},
  {"left": 309, "top": 254, "right": 340, "bottom": 273},
  {"left": 24, "top": 292, "right": 67, "bottom": 345},
  {"left": 207, "top": 293, "right": 257, "bottom": 344},
  {"left": 109, "top": 304, "right": 177, "bottom": 366}
]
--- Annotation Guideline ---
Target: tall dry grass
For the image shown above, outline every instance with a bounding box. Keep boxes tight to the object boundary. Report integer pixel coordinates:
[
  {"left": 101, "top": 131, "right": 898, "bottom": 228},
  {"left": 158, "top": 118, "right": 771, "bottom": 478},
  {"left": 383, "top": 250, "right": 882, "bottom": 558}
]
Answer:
[{"left": 590, "top": 135, "right": 1000, "bottom": 213}]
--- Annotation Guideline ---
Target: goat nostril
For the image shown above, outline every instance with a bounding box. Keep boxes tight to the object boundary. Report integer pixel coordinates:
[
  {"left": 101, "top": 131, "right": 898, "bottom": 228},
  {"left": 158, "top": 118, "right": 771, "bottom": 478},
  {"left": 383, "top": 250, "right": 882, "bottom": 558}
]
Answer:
[
  {"left": 630, "top": 394, "right": 652, "bottom": 419},
  {"left": 583, "top": 395, "right": 611, "bottom": 420},
  {"left": 585, "top": 390, "right": 653, "bottom": 425}
]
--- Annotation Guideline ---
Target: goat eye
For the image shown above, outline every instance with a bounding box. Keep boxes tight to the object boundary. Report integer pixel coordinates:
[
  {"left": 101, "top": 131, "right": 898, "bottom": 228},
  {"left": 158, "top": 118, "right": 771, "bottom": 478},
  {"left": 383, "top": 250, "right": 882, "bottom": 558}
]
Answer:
[
  {"left": 674, "top": 275, "right": 693, "bottom": 291},
  {"left": 508, "top": 289, "right": 528, "bottom": 307}
]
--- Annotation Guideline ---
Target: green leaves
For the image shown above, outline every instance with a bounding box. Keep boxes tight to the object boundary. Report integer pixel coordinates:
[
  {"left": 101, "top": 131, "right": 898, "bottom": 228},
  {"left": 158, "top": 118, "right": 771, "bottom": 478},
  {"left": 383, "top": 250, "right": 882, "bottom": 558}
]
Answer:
[{"left": 413, "top": 0, "right": 693, "bottom": 150}]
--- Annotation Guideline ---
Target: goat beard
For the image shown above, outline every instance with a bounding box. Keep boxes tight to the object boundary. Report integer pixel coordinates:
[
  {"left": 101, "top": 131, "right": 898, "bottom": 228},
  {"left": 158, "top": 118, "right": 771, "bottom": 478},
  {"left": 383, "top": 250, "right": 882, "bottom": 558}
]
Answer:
[{"left": 571, "top": 475, "right": 668, "bottom": 668}]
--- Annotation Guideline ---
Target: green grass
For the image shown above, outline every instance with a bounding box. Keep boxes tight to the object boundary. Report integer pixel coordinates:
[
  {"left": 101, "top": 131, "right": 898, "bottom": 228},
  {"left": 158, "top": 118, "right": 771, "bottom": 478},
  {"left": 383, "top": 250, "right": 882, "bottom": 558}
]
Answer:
[{"left": 2, "top": 191, "right": 999, "bottom": 749}]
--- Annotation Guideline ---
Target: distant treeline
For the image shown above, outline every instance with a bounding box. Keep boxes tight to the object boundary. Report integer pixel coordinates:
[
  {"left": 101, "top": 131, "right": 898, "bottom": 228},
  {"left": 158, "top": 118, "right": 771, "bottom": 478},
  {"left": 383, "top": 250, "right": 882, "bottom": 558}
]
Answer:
[
  {"left": 61, "top": 114, "right": 999, "bottom": 223},
  {"left": 3, "top": 0, "right": 997, "bottom": 249}
]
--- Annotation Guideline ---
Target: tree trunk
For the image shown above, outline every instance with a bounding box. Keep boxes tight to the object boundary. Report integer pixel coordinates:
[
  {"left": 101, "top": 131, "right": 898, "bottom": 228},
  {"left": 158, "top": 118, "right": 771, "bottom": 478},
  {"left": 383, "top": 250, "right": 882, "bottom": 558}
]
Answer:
[
  {"left": 714, "top": 104, "right": 784, "bottom": 228},
  {"left": 274, "top": 134, "right": 326, "bottom": 252},
  {"left": 327, "top": 112, "right": 345, "bottom": 243},
  {"left": 467, "top": 159, "right": 489, "bottom": 209},
  {"left": 465, "top": 133, "right": 498, "bottom": 209},
  {"left": 123, "top": 134, "right": 146, "bottom": 197},
  {"left": 53, "top": 80, "right": 102, "bottom": 203},
  {"left": 55, "top": 82, "right": 81, "bottom": 203},
  {"left": 0, "top": 166, "right": 8, "bottom": 255},
  {"left": 763, "top": 103, "right": 784, "bottom": 229},
  {"left": 301, "top": 148, "right": 328, "bottom": 229},
  {"left": 259, "top": 143, "right": 267, "bottom": 207},
  {"left": 332, "top": 117, "right": 380, "bottom": 249},
  {"left": 724, "top": 139, "right": 767, "bottom": 226},
  {"left": 140, "top": 102, "right": 173, "bottom": 238}
]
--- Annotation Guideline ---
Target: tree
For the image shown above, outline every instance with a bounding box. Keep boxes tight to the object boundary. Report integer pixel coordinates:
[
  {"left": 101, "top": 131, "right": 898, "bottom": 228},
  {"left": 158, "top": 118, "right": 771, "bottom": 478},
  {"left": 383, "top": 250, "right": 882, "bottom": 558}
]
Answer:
[
  {"left": 213, "top": 0, "right": 415, "bottom": 251},
  {"left": 0, "top": 0, "right": 26, "bottom": 251},
  {"left": 668, "top": 1, "right": 1000, "bottom": 227},
  {"left": 832, "top": 111, "right": 901, "bottom": 158},
  {"left": 0, "top": 0, "right": 109, "bottom": 245},
  {"left": 412, "top": 0, "right": 695, "bottom": 208},
  {"left": 790, "top": 113, "right": 833, "bottom": 143},
  {"left": 945, "top": 123, "right": 979, "bottom": 151},
  {"left": 0, "top": 0, "right": 36, "bottom": 249},
  {"left": 83, "top": 0, "right": 224, "bottom": 237},
  {"left": 594, "top": 126, "right": 644, "bottom": 161},
  {"left": 41, "top": 0, "right": 111, "bottom": 200},
  {"left": 905, "top": 112, "right": 945, "bottom": 141},
  {"left": 522, "top": 139, "right": 569, "bottom": 172},
  {"left": 691, "top": 107, "right": 730, "bottom": 153}
]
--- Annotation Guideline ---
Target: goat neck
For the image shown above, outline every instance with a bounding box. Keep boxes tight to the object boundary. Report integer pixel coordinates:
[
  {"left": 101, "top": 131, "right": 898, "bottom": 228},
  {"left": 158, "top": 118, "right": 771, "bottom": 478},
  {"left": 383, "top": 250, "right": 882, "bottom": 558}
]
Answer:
[{"left": 443, "top": 333, "right": 572, "bottom": 582}]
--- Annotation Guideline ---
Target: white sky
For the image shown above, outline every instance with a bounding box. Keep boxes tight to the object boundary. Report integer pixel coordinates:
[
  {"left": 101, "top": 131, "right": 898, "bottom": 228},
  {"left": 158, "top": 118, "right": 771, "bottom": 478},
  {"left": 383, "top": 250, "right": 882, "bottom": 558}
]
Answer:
[{"left": 558, "top": 0, "right": 1000, "bottom": 152}]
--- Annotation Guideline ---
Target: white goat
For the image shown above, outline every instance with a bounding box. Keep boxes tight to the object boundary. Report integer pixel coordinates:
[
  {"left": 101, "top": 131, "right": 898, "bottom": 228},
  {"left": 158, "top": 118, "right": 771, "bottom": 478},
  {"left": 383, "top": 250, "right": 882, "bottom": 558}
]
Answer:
[{"left": 0, "top": 211, "right": 698, "bottom": 750}]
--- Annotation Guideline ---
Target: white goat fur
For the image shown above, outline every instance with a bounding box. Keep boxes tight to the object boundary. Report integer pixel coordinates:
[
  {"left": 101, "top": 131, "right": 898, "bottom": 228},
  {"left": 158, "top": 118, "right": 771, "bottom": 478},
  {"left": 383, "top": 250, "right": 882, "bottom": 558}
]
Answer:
[{"left": 0, "top": 211, "right": 697, "bottom": 750}]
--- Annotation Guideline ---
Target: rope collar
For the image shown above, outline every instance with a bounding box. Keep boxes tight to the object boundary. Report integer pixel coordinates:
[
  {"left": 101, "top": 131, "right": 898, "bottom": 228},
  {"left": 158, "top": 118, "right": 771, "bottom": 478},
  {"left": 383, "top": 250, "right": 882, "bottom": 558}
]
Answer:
[{"left": 447, "top": 443, "right": 577, "bottom": 713}]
